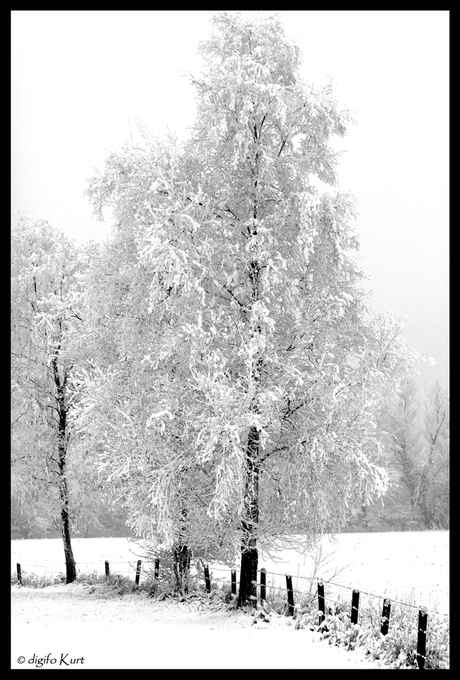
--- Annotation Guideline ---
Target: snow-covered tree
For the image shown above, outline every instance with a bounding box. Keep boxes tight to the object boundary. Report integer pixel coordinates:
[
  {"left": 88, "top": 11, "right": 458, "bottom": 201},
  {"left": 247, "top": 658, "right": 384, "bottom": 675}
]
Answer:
[
  {"left": 83, "top": 12, "right": 421, "bottom": 605},
  {"left": 11, "top": 217, "right": 88, "bottom": 581}
]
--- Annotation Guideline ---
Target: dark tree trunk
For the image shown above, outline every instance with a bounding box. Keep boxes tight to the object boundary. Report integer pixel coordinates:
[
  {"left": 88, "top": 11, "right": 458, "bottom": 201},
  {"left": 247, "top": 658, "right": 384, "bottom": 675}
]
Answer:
[
  {"left": 172, "top": 506, "right": 190, "bottom": 595},
  {"left": 237, "top": 154, "right": 262, "bottom": 608},
  {"left": 238, "top": 425, "right": 260, "bottom": 608},
  {"left": 238, "top": 539, "right": 258, "bottom": 607},
  {"left": 172, "top": 544, "right": 191, "bottom": 595},
  {"left": 53, "top": 357, "right": 77, "bottom": 584},
  {"left": 58, "top": 432, "right": 77, "bottom": 583},
  {"left": 61, "top": 488, "right": 77, "bottom": 583}
]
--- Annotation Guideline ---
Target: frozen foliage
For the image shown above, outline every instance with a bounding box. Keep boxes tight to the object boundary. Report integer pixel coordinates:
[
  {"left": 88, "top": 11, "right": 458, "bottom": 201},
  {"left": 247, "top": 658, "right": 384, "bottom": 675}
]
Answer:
[{"left": 78, "top": 12, "right": 423, "bottom": 591}]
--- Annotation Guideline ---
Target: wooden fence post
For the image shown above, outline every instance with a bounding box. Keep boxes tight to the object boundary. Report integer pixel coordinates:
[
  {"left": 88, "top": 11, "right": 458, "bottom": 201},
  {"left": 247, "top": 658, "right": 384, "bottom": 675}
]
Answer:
[
  {"left": 16, "top": 563, "right": 22, "bottom": 586},
  {"left": 317, "top": 580, "right": 325, "bottom": 625},
  {"left": 285, "top": 574, "right": 295, "bottom": 616},
  {"left": 204, "top": 564, "right": 211, "bottom": 593},
  {"left": 417, "top": 607, "right": 428, "bottom": 670},
  {"left": 135, "top": 560, "right": 142, "bottom": 586},
  {"left": 260, "top": 568, "right": 266, "bottom": 602},
  {"left": 381, "top": 598, "right": 391, "bottom": 635},
  {"left": 154, "top": 558, "right": 160, "bottom": 581},
  {"left": 105, "top": 560, "right": 110, "bottom": 578},
  {"left": 351, "top": 590, "right": 360, "bottom": 625},
  {"left": 231, "top": 569, "right": 237, "bottom": 595}
]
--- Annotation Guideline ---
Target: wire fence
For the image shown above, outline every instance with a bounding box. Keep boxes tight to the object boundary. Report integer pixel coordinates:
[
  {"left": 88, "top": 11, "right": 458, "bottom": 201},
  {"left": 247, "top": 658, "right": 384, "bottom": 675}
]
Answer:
[
  {"left": 12, "top": 555, "right": 449, "bottom": 669},
  {"left": 205, "top": 564, "right": 449, "bottom": 617},
  {"left": 11, "top": 560, "right": 141, "bottom": 582},
  {"left": 10, "top": 558, "right": 449, "bottom": 618},
  {"left": 205, "top": 563, "right": 449, "bottom": 669}
]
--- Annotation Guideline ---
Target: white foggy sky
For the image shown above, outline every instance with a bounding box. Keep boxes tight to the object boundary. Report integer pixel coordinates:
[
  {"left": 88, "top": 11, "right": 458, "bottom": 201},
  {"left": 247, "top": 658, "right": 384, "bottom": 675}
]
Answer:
[{"left": 11, "top": 10, "right": 449, "bottom": 386}]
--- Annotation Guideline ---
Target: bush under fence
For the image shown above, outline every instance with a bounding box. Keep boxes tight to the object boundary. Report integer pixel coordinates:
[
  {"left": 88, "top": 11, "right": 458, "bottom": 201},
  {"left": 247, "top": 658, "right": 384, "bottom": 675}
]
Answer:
[
  {"left": 207, "top": 564, "right": 449, "bottom": 669},
  {"left": 12, "top": 559, "right": 147, "bottom": 586},
  {"left": 12, "top": 557, "right": 449, "bottom": 668}
]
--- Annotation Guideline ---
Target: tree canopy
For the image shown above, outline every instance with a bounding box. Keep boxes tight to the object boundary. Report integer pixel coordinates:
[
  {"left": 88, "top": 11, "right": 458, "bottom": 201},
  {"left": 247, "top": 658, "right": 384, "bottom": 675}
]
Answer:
[{"left": 78, "top": 12, "right": 425, "bottom": 603}]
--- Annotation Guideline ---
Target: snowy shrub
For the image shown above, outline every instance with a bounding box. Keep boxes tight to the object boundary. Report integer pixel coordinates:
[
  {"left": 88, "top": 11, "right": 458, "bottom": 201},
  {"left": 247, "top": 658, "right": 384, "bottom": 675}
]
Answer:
[
  {"left": 293, "top": 595, "right": 449, "bottom": 669},
  {"left": 11, "top": 570, "right": 65, "bottom": 588}
]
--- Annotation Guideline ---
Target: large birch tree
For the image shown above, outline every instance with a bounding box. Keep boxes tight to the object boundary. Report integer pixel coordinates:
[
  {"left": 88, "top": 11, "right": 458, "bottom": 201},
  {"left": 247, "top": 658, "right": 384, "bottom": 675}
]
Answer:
[{"left": 83, "top": 12, "right": 420, "bottom": 605}]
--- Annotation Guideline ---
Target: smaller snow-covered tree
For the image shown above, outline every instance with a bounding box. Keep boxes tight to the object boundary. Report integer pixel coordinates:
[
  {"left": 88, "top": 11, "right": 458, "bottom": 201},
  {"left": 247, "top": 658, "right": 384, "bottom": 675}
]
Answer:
[{"left": 11, "top": 217, "right": 88, "bottom": 581}]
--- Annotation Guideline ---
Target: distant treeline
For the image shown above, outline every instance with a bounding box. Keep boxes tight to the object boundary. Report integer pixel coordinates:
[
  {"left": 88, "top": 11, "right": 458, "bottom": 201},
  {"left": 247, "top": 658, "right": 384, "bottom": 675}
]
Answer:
[
  {"left": 11, "top": 497, "right": 132, "bottom": 540},
  {"left": 12, "top": 483, "right": 432, "bottom": 541}
]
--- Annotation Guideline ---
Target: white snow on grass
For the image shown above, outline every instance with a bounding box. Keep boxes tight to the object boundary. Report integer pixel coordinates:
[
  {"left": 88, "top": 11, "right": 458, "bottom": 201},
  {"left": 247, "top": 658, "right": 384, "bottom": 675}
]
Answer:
[
  {"left": 11, "top": 531, "right": 449, "bottom": 669},
  {"left": 11, "top": 583, "right": 380, "bottom": 669}
]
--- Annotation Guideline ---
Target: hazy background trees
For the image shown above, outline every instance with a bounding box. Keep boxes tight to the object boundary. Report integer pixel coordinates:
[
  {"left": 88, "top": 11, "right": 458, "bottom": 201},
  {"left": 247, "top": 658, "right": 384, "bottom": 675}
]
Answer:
[{"left": 375, "top": 379, "right": 449, "bottom": 531}]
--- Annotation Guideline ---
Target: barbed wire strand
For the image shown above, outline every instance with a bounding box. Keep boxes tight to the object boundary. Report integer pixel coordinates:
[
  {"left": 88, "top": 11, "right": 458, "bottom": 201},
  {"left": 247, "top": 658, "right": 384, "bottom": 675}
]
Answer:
[
  {"left": 206, "top": 566, "right": 449, "bottom": 619},
  {"left": 12, "top": 559, "right": 449, "bottom": 619}
]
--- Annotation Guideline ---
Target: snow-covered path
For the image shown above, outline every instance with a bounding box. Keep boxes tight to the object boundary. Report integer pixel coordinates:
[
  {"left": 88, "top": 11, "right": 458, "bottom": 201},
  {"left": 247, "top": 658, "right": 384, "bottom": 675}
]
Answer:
[{"left": 11, "top": 583, "right": 381, "bottom": 669}]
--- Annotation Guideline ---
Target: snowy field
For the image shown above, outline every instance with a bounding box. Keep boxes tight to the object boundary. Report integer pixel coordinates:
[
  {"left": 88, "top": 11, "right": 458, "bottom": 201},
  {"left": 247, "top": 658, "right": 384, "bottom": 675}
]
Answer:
[{"left": 11, "top": 531, "right": 449, "bottom": 669}]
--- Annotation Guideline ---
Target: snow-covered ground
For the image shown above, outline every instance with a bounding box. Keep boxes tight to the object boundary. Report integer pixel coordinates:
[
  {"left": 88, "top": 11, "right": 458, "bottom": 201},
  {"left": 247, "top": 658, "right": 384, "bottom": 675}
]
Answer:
[
  {"left": 11, "top": 582, "right": 380, "bottom": 669},
  {"left": 11, "top": 531, "right": 449, "bottom": 669}
]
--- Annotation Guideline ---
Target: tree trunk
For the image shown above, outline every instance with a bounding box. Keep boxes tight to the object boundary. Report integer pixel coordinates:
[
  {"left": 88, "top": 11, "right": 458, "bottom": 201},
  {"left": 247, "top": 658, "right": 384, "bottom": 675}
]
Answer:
[
  {"left": 238, "top": 425, "right": 260, "bottom": 608},
  {"left": 61, "top": 488, "right": 77, "bottom": 583},
  {"left": 172, "top": 506, "right": 190, "bottom": 595},
  {"left": 416, "top": 472, "right": 436, "bottom": 529},
  {"left": 238, "top": 536, "right": 258, "bottom": 608},
  {"left": 172, "top": 544, "right": 191, "bottom": 595},
  {"left": 237, "top": 154, "right": 262, "bottom": 608},
  {"left": 58, "top": 436, "right": 77, "bottom": 583},
  {"left": 54, "top": 358, "right": 77, "bottom": 584},
  {"left": 58, "top": 431, "right": 77, "bottom": 582}
]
